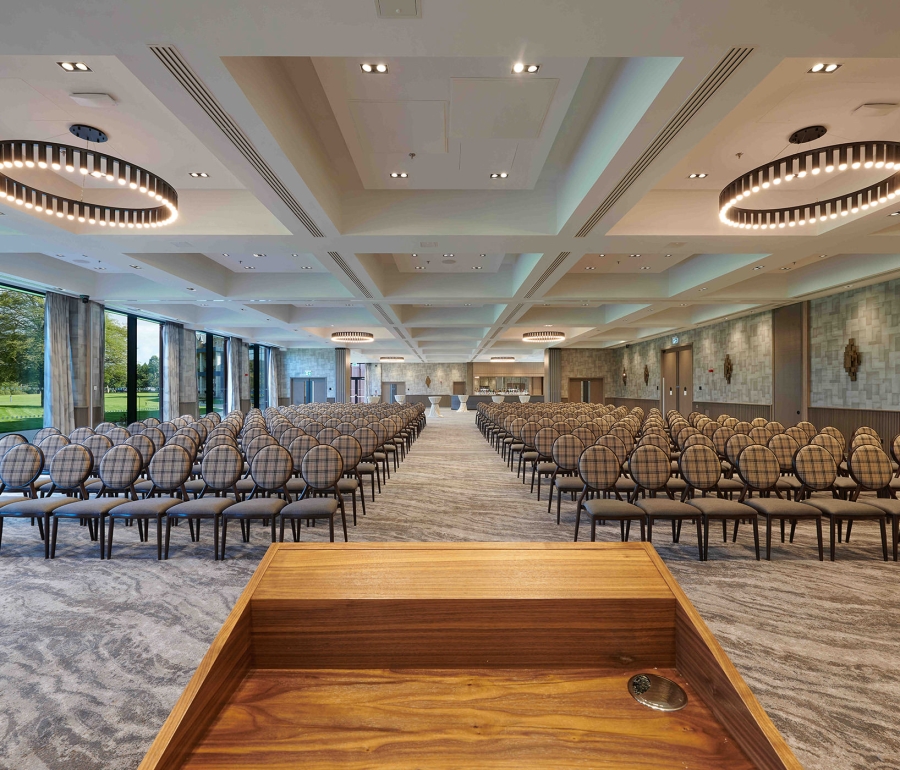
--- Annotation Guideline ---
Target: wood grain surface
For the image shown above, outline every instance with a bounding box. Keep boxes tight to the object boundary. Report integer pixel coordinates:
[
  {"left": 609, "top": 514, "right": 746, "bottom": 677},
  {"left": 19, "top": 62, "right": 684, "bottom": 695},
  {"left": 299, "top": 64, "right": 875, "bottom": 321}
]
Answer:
[
  {"left": 645, "top": 547, "right": 804, "bottom": 770},
  {"left": 182, "top": 667, "right": 756, "bottom": 770}
]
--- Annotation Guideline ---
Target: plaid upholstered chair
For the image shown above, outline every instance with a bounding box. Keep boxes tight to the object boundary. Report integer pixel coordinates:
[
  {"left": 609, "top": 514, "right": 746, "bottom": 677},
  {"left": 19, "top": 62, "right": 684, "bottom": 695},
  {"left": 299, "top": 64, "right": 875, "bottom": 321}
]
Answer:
[
  {"left": 352, "top": 427, "right": 380, "bottom": 499},
  {"left": 733, "top": 421, "right": 752, "bottom": 436},
  {"left": 105, "top": 426, "right": 131, "bottom": 446},
  {"left": 548, "top": 435, "right": 585, "bottom": 524},
  {"left": 220, "top": 444, "right": 293, "bottom": 558},
  {"left": 278, "top": 427, "right": 304, "bottom": 449},
  {"left": 35, "top": 434, "right": 70, "bottom": 492},
  {"left": 784, "top": 425, "right": 809, "bottom": 447},
  {"left": 44, "top": 445, "right": 96, "bottom": 557},
  {"left": 126, "top": 434, "right": 155, "bottom": 476},
  {"left": 126, "top": 421, "right": 145, "bottom": 436},
  {"left": 94, "top": 422, "right": 117, "bottom": 434},
  {"left": 316, "top": 426, "right": 340, "bottom": 445},
  {"left": 0, "top": 444, "right": 59, "bottom": 555},
  {"left": 164, "top": 445, "right": 243, "bottom": 559},
  {"left": 0, "top": 434, "right": 28, "bottom": 458},
  {"left": 278, "top": 445, "right": 347, "bottom": 542},
  {"left": 736, "top": 444, "right": 823, "bottom": 560},
  {"left": 286, "top": 435, "right": 318, "bottom": 498},
  {"left": 330, "top": 434, "right": 366, "bottom": 524},
  {"left": 105, "top": 445, "right": 190, "bottom": 559},
  {"left": 157, "top": 421, "right": 177, "bottom": 443},
  {"left": 680, "top": 444, "right": 759, "bottom": 560},
  {"left": 810, "top": 433, "right": 857, "bottom": 498},
  {"left": 144, "top": 416, "right": 161, "bottom": 428},
  {"left": 68, "top": 427, "right": 95, "bottom": 443},
  {"left": 844, "top": 444, "right": 900, "bottom": 560},
  {"left": 33, "top": 427, "right": 61, "bottom": 443},
  {"left": 574, "top": 445, "right": 644, "bottom": 542},
  {"left": 530, "top": 427, "right": 559, "bottom": 500},
  {"left": 629, "top": 444, "right": 702, "bottom": 559},
  {"left": 369, "top": 421, "right": 392, "bottom": 481},
  {"left": 794, "top": 444, "right": 887, "bottom": 561}
]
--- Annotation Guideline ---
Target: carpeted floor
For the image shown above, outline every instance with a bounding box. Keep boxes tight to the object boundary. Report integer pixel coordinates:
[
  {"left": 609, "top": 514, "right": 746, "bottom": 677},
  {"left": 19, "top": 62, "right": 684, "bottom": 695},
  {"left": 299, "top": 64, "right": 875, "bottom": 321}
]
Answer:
[{"left": 1, "top": 410, "right": 898, "bottom": 769}]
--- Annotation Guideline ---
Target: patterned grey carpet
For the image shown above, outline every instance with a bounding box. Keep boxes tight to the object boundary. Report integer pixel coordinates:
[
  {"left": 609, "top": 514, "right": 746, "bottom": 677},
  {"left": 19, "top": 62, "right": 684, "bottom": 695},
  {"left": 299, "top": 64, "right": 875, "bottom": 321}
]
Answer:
[{"left": 1, "top": 410, "right": 898, "bottom": 769}]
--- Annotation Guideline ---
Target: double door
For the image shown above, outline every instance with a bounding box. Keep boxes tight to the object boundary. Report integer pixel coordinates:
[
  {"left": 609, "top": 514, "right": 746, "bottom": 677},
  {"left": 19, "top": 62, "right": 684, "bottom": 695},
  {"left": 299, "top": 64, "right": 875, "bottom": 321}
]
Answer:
[
  {"left": 291, "top": 377, "right": 327, "bottom": 404},
  {"left": 660, "top": 347, "right": 693, "bottom": 414}
]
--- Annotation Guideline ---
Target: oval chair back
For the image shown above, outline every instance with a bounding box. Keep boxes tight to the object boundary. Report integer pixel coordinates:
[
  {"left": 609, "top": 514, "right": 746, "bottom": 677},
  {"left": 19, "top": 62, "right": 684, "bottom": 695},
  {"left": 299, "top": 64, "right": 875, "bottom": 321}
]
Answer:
[
  {"left": 96, "top": 444, "right": 143, "bottom": 499},
  {"left": 199, "top": 445, "right": 244, "bottom": 497},
  {"left": 300, "top": 444, "right": 344, "bottom": 494},
  {"left": 47, "top": 443, "right": 93, "bottom": 499},
  {"left": 0, "top": 443, "right": 44, "bottom": 496}
]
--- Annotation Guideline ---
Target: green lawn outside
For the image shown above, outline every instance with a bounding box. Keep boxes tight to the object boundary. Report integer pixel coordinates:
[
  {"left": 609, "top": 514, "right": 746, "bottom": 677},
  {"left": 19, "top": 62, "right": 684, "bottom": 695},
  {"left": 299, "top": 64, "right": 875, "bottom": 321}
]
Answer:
[
  {"left": 0, "top": 391, "right": 162, "bottom": 433},
  {"left": 104, "top": 392, "right": 161, "bottom": 424}
]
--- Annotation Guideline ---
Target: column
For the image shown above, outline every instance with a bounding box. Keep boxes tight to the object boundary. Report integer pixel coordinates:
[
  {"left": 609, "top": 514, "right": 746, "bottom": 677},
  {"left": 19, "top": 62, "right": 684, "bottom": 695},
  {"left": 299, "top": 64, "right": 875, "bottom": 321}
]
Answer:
[
  {"left": 544, "top": 348, "right": 561, "bottom": 403},
  {"left": 334, "top": 348, "right": 350, "bottom": 403}
]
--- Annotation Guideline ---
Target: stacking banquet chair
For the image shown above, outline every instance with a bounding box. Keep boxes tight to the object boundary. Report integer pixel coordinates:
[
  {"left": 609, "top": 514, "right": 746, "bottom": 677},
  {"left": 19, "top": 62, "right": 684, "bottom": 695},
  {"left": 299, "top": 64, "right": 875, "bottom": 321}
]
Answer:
[
  {"left": 286, "top": 435, "right": 318, "bottom": 499},
  {"left": 369, "top": 422, "right": 391, "bottom": 482},
  {"left": 278, "top": 444, "right": 347, "bottom": 542},
  {"left": 220, "top": 444, "right": 293, "bottom": 558},
  {"left": 45, "top": 444, "right": 98, "bottom": 558},
  {"left": 352, "top": 426, "right": 380, "bottom": 500},
  {"left": 105, "top": 444, "right": 191, "bottom": 559},
  {"left": 331, "top": 434, "right": 366, "bottom": 523},
  {"left": 49, "top": 444, "right": 143, "bottom": 560},
  {"left": 164, "top": 444, "right": 244, "bottom": 559},
  {"left": 793, "top": 444, "right": 887, "bottom": 561},
  {"left": 0, "top": 444, "right": 60, "bottom": 556},
  {"left": 548, "top": 434, "right": 585, "bottom": 524},
  {"left": 735, "top": 444, "right": 823, "bottom": 561},
  {"left": 32, "top": 427, "right": 60, "bottom": 443},
  {"left": 680, "top": 444, "right": 759, "bottom": 561},
  {"left": 532, "top": 427, "right": 560, "bottom": 499},
  {"left": 844, "top": 444, "right": 900, "bottom": 560},
  {"left": 629, "top": 444, "right": 702, "bottom": 559},
  {"left": 574, "top": 445, "right": 645, "bottom": 542}
]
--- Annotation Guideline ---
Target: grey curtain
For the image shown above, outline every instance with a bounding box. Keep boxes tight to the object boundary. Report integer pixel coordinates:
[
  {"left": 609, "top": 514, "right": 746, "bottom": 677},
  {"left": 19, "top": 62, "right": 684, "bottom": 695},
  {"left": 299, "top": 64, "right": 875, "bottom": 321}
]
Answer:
[
  {"left": 180, "top": 327, "right": 198, "bottom": 418},
  {"left": 43, "top": 292, "right": 75, "bottom": 434},
  {"left": 267, "top": 348, "right": 279, "bottom": 409},
  {"left": 227, "top": 337, "right": 242, "bottom": 414},
  {"left": 162, "top": 322, "right": 183, "bottom": 421}
]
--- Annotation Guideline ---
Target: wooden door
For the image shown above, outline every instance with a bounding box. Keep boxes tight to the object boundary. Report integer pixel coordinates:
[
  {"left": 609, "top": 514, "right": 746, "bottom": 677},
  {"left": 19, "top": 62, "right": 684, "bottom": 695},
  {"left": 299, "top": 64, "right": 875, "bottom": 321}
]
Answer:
[
  {"left": 661, "top": 350, "right": 677, "bottom": 413},
  {"left": 568, "top": 380, "right": 583, "bottom": 403},
  {"left": 588, "top": 378, "right": 604, "bottom": 403},
  {"left": 452, "top": 381, "right": 466, "bottom": 395},
  {"left": 677, "top": 348, "right": 693, "bottom": 414}
]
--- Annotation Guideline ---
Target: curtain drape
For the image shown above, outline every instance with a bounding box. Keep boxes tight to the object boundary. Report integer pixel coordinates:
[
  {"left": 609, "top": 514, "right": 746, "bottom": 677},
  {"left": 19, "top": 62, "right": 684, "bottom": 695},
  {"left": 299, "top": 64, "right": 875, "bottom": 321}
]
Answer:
[
  {"left": 161, "top": 322, "right": 183, "bottom": 421},
  {"left": 180, "top": 328, "right": 198, "bottom": 418},
  {"left": 227, "top": 337, "right": 242, "bottom": 414},
  {"left": 43, "top": 292, "right": 75, "bottom": 434},
  {"left": 267, "top": 348, "right": 279, "bottom": 409}
]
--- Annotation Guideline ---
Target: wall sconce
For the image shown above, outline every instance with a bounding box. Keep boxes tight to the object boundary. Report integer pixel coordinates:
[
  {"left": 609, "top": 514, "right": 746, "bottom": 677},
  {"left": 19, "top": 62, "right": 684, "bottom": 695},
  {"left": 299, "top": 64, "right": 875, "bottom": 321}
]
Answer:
[
  {"left": 622, "top": 367, "right": 627, "bottom": 386},
  {"left": 843, "top": 338, "right": 861, "bottom": 381},
  {"left": 643, "top": 365, "right": 649, "bottom": 385},
  {"left": 724, "top": 354, "right": 733, "bottom": 384}
]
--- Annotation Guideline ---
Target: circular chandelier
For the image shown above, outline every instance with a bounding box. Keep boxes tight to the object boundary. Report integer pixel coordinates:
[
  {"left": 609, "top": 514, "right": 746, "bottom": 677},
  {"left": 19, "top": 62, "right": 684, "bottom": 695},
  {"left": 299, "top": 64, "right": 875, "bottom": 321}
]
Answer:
[
  {"left": 331, "top": 331, "right": 374, "bottom": 343},
  {"left": 523, "top": 331, "right": 565, "bottom": 342},
  {"left": 0, "top": 136, "right": 178, "bottom": 228},
  {"left": 380, "top": 356, "right": 404, "bottom": 362},
  {"left": 719, "top": 141, "right": 900, "bottom": 229},
  {"left": 491, "top": 356, "right": 515, "bottom": 361}
]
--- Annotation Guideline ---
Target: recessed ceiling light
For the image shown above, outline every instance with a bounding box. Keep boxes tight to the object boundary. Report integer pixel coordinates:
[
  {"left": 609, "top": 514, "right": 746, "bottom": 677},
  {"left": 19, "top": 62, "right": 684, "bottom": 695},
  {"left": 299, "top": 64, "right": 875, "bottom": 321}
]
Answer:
[
  {"left": 809, "top": 63, "right": 841, "bottom": 73},
  {"left": 581, "top": 303, "right": 589, "bottom": 306},
  {"left": 688, "top": 173, "right": 708, "bottom": 179},
  {"left": 753, "top": 265, "right": 764, "bottom": 270},
  {"left": 489, "top": 172, "right": 509, "bottom": 179},
  {"left": 244, "top": 266, "right": 255, "bottom": 270},
  {"left": 464, "top": 303, "right": 472, "bottom": 306},
  {"left": 411, "top": 253, "right": 417, "bottom": 257},
  {"left": 301, "top": 265, "right": 313, "bottom": 270},
  {"left": 479, "top": 253, "right": 486, "bottom": 257},
  {"left": 640, "top": 266, "right": 651, "bottom": 270},
  {"left": 129, "top": 264, "right": 141, "bottom": 269},
  {"left": 629, "top": 254, "right": 641, "bottom": 258},
  {"left": 415, "top": 266, "right": 425, "bottom": 270},
  {"left": 389, "top": 172, "right": 408, "bottom": 178},
  {"left": 58, "top": 62, "right": 91, "bottom": 72},
  {"left": 699, "top": 287, "right": 708, "bottom": 291},
  {"left": 890, "top": 212, "right": 900, "bottom": 217},
  {"left": 253, "top": 253, "right": 266, "bottom": 258},
  {"left": 845, "top": 284, "right": 853, "bottom": 288},
  {"left": 95, "top": 266, "right": 105, "bottom": 270},
  {"left": 780, "top": 266, "right": 791, "bottom": 271},
  {"left": 472, "top": 266, "right": 482, "bottom": 270},
  {"left": 512, "top": 63, "right": 540, "bottom": 74},
  {"left": 291, "top": 253, "right": 299, "bottom": 257},
  {"left": 443, "top": 253, "right": 454, "bottom": 257},
  {"left": 680, "top": 303, "right": 687, "bottom": 306},
  {"left": 544, "top": 324, "right": 552, "bottom": 327},
  {"left": 186, "top": 287, "right": 196, "bottom": 291},
  {"left": 361, "top": 63, "right": 388, "bottom": 74},
  {"left": 189, "top": 172, "right": 209, "bottom": 178},
  {"left": 665, "top": 254, "right": 672, "bottom": 257},
  {"left": 585, "top": 266, "right": 595, "bottom": 270}
]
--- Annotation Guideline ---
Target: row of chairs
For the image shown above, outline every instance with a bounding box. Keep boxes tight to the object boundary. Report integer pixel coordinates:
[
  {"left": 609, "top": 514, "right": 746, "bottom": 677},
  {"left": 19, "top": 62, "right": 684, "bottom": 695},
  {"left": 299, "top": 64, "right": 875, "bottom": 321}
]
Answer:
[
  {"left": 0, "top": 402, "right": 426, "bottom": 558},
  {"left": 478, "top": 403, "right": 900, "bottom": 561}
]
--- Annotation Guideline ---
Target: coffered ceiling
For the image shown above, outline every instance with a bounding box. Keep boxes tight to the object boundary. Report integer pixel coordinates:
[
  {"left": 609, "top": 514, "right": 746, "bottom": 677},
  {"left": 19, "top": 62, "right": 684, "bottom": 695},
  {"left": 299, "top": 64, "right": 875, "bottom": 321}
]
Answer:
[{"left": 1, "top": 0, "right": 900, "bottom": 364}]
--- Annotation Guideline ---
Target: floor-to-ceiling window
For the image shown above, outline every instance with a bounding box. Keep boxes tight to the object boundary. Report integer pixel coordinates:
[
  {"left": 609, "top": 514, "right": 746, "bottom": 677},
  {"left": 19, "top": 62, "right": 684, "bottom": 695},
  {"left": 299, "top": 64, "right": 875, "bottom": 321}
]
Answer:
[
  {"left": 196, "top": 331, "right": 228, "bottom": 417},
  {"left": 249, "top": 344, "right": 270, "bottom": 409},
  {"left": 104, "top": 310, "right": 161, "bottom": 425},
  {"left": 0, "top": 284, "right": 45, "bottom": 434}
]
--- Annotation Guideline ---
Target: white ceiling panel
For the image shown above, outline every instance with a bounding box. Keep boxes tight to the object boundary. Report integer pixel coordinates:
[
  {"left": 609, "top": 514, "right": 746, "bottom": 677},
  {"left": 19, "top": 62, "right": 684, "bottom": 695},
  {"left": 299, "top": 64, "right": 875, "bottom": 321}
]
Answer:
[
  {"left": 349, "top": 100, "right": 447, "bottom": 154},
  {"left": 449, "top": 78, "right": 558, "bottom": 139}
]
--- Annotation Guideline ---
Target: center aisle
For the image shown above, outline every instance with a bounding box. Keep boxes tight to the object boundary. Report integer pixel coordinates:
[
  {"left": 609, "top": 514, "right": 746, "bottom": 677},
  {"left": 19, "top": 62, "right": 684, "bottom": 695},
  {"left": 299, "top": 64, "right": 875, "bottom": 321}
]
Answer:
[{"left": 342, "top": 408, "right": 572, "bottom": 543}]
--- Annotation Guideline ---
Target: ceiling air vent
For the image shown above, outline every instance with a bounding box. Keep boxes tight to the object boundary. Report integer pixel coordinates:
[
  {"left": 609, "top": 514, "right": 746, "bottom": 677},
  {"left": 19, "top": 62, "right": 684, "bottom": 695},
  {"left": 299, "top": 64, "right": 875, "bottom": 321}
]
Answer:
[
  {"left": 328, "top": 252, "right": 373, "bottom": 298},
  {"left": 575, "top": 47, "right": 754, "bottom": 237},
  {"left": 148, "top": 45, "right": 325, "bottom": 238},
  {"left": 524, "top": 252, "right": 571, "bottom": 298}
]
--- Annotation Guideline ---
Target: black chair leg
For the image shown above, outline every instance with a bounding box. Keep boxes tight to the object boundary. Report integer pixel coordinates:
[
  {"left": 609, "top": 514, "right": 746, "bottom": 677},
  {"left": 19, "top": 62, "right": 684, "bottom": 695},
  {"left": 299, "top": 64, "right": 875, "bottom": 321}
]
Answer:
[
  {"left": 220, "top": 517, "right": 228, "bottom": 559},
  {"left": 50, "top": 517, "right": 59, "bottom": 559},
  {"left": 107, "top": 518, "right": 115, "bottom": 559},
  {"left": 164, "top": 517, "right": 172, "bottom": 559}
]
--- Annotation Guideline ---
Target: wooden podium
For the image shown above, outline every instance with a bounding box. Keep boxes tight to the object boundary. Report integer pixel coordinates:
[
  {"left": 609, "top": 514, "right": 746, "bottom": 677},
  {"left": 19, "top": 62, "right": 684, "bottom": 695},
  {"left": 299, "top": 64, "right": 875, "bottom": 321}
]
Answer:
[{"left": 139, "top": 543, "right": 801, "bottom": 769}]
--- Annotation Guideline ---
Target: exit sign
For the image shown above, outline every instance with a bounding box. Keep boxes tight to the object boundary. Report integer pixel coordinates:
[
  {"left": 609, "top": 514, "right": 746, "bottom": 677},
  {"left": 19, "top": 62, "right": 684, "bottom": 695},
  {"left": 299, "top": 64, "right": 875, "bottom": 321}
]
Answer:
[
  {"left": 671, "top": 336, "right": 679, "bottom": 345},
  {"left": 305, "top": 370, "right": 312, "bottom": 376}
]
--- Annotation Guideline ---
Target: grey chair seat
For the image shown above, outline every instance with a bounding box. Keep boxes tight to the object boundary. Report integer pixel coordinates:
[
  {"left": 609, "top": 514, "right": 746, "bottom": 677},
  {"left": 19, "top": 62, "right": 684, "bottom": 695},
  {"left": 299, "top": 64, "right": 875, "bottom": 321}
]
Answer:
[
  {"left": 615, "top": 477, "right": 635, "bottom": 493},
  {"left": 741, "top": 497, "right": 818, "bottom": 518},
  {"left": 167, "top": 498, "right": 234, "bottom": 517},
  {"left": 1, "top": 497, "right": 75, "bottom": 515},
  {"left": 54, "top": 498, "right": 128, "bottom": 517},
  {"left": 286, "top": 478, "right": 308, "bottom": 494},
  {"left": 775, "top": 476, "right": 802, "bottom": 491},
  {"left": 134, "top": 479, "right": 155, "bottom": 494},
  {"left": 554, "top": 477, "right": 584, "bottom": 492},
  {"left": 665, "top": 478, "right": 687, "bottom": 492},
  {"left": 522, "top": 451, "right": 539, "bottom": 461},
  {"left": 235, "top": 478, "right": 256, "bottom": 492},
  {"left": 382, "top": 444, "right": 397, "bottom": 453},
  {"left": 687, "top": 497, "right": 752, "bottom": 518},
  {"left": 373, "top": 452, "right": 387, "bottom": 460},
  {"left": 832, "top": 477, "right": 858, "bottom": 495},
  {"left": 858, "top": 497, "right": 900, "bottom": 516},
  {"left": 111, "top": 498, "right": 184, "bottom": 517},
  {"left": 716, "top": 477, "right": 745, "bottom": 493},
  {"left": 183, "top": 479, "right": 208, "bottom": 495},
  {"left": 0, "top": 496, "right": 26, "bottom": 509},
  {"left": 891, "top": 477, "right": 900, "bottom": 490},
  {"left": 634, "top": 497, "right": 697, "bottom": 518},
  {"left": 337, "top": 478, "right": 359, "bottom": 493},
  {"left": 281, "top": 498, "right": 339, "bottom": 518},
  {"left": 583, "top": 499, "right": 642, "bottom": 518},
  {"left": 537, "top": 462, "right": 557, "bottom": 474},
  {"left": 800, "top": 498, "right": 883, "bottom": 519},
  {"left": 358, "top": 462, "right": 377, "bottom": 473},
  {"left": 224, "top": 498, "right": 288, "bottom": 517}
]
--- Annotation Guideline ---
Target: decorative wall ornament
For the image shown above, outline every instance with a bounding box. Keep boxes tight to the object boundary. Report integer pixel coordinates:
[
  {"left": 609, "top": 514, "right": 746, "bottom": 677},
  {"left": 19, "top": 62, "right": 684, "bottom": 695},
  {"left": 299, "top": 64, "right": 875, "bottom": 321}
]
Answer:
[
  {"left": 425, "top": 375, "right": 432, "bottom": 389},
  {"left": 843, "top": 338, "right": 862, "bottom": 381},
  {"left": 724, "top": 354, "right": 733, "bottom": 384},
  {"left": 643, "top": 365, "right": 649, "bottom": 385},
  {"left": 622, "top": 367, "right": 627, "bottom": 386}
]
